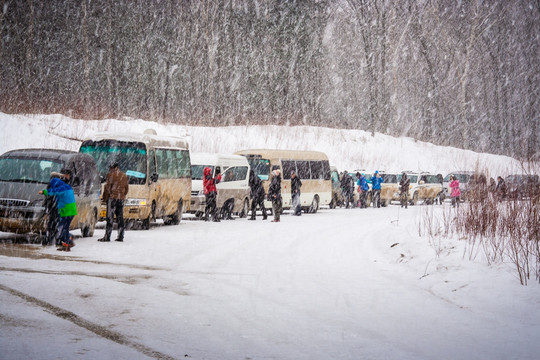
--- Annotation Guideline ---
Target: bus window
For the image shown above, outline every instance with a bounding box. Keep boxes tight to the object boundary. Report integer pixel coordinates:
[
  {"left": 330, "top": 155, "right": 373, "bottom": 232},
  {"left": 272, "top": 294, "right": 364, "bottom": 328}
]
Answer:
[
  {"left": 176, "top": 150, "right": 191, "bottom": 178},
  {"left": 296, "top": 161, "right": 310, "bottom": 179},
  {"left": 310, "top": 161, "right": 323, "bottom": 180},
  {"left": 282, "top": 160, "right": 296, "bottom": 179}
]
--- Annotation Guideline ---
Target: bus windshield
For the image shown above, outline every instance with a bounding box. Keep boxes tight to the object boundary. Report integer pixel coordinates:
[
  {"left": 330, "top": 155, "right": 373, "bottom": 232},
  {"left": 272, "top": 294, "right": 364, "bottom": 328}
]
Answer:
[
  {"left": 80, "top": 140, "right": 147, "bottom": 184},
  {"left": 244, "top": 156, "right": 270, "bottom": 180}
]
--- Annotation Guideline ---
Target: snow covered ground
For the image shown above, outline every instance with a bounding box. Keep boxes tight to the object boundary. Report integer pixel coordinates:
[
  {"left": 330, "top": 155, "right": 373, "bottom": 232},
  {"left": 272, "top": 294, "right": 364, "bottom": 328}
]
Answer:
[{"left": 1, "top": 113, "right": 539, "bottom": 359}]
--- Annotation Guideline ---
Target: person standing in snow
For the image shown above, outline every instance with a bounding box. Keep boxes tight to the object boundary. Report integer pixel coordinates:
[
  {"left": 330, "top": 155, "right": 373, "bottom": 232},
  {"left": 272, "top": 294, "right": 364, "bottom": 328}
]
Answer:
[
  {"left": 341, "top": 171, "right": 354, "bottom": 208},
  {"left": 268, "top": 169, "right": 282, "bottom": 222},
  {"left": 290, "top": 170, "right": 302, "bottom": 216},
  {"left": 39, "top": 169, "right": 77, "bottom": 251},
  {"left": 496, "top": 176, "right": 507, "bottom": 201},
  {"left": 371, "top": 171, "right": 384, "bottom": 208},
  {"left": 399, "top": 172, "right": 410, "bottom": 208},
  {"left": 248, "top": 170, "right": 267, "bottom": 220},
  {"left": 99, "top": 162, "right": 129, "bottom": 242},
  {"left": 449, "top": 175, "right": 461, "bottom": 208},
  {"left": 357, "top": 173, "right": 369, "bottom": 208},
  {"left": 203, "top": 166, "right": 221, "bottom": 222}
]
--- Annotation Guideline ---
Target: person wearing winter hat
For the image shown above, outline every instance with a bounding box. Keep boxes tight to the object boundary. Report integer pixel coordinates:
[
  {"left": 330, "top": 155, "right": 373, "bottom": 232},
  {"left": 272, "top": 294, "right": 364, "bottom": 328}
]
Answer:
[
  {"left": 39, "top": 168, "right": 77, "bottom": 251},
  {"left": 268, "top": 169, "right": 282, "bottom": 222},
  {"left": 203, "top": 166, "right": 222, "bottom": 222}
]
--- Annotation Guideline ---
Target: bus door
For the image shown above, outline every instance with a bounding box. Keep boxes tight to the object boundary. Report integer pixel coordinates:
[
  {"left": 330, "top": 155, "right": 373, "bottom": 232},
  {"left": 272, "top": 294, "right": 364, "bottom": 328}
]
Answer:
[{"left": 148, "top": 149, "right": 162, "bottom": 216}]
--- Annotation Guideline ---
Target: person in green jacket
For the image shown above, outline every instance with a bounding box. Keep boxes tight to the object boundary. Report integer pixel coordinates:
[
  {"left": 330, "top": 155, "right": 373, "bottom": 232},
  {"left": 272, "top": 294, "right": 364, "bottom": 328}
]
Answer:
[{"left": 39, "top": 169, "right": 77, "bottom": 251}]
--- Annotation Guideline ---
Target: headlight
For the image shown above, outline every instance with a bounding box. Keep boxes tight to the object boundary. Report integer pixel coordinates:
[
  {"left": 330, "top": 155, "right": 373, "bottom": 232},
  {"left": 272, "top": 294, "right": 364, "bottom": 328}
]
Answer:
[{"left": 125, "top": 198, "right": 147, "bottom": 206}]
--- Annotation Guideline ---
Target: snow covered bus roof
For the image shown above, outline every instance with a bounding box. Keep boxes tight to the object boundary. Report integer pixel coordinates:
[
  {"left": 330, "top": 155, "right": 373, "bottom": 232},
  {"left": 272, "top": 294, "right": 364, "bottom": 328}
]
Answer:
[
  {"left": 190, "top": 152, "right": 249, "bottom": 167},
  {"left": 84, "top": 130, "right": 189, "bottom": 150},
  {"left": 234, "top": 149, "right": 329, "bottom": 161}
]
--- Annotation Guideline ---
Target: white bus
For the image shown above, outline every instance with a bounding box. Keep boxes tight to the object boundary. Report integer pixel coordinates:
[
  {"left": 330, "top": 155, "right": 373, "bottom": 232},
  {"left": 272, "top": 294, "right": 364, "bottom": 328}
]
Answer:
[
  {"left": 189, "top": 153, "right": 251, "bottom": 218},
  {"left": 79, "top": 129, "right": 191, "bottom": 229},
  {"left": 234, "top": 149, "right": 332, "bottom": 213}
]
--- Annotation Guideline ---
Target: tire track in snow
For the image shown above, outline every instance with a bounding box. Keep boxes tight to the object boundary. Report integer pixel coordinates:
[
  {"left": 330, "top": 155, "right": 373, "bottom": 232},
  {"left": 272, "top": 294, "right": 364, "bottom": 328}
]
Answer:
[{"left": 0, "top": 283, "right": 179, "bottom": 360}]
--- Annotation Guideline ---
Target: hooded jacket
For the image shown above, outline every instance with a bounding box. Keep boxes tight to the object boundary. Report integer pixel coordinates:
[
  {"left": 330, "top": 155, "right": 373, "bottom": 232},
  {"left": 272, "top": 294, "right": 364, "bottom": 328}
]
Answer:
[
  {"left": 268, "top": 172, "right": 282, "bottom": 201},
  {"left": 42, "top": 177, "right": 77, "bottom": 217},
  {"left": 357, "top": 175, "right": 369, "bottom": 192},
  {"left": 371, "top": 174, "right": 384, "bottom": 190},
  {"left": 450, "top": 179, "right": 461, "bottom": 197},
  {"left": 249, "top": 170, "right": 265, "bottom": 200},
  {"left": 203, "top": 167, "right": 221, "bottom": 195}
]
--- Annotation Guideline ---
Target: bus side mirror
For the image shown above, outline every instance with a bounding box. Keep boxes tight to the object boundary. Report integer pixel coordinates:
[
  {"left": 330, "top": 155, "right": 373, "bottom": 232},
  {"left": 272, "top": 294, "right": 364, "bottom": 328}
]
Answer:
[{"left": 150, "top": 173, "right": 159, "bottom": 183}]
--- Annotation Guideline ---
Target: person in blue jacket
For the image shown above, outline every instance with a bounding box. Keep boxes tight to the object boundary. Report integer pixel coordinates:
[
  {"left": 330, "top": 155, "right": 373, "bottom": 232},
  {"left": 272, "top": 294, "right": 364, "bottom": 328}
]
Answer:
[
  {"left": 39, "top": 169, "right": 77, "bottom": 251},
  {"left": 371, "top": 171, "right": 384, "bottom": 208},
  {"left": 357, "top": 172, "right": 369, "bottom": 208}
]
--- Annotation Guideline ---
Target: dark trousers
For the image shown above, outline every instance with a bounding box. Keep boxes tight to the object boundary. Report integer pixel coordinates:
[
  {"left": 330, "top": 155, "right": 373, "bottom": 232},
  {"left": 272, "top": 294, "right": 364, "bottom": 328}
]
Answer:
[
  {"left": 292, "top": 193, "right": 301, "bottom": 215},
  {"left": 105, "top": 199, "right": 125, "bottom": 240},
  {"left": 204, "top": 192, "right": 218, "bottom": 220},
  {"left": 272, "top": 199, "right": 282, "bottom": 221},
  {"left": 372, "top": 189, "right": 381, "bottom": 208},
  {"left": 58, "top": 216, "right": 74, "bottom": 245},
  {"left": 250, "top": 197, "right": 267, "bottom": 219},
  {"left": 400, "top": 191, "right": 408, "bottom": 208},
  {"left": 360, "top": 191, "right": 368, "bottom": 208}
]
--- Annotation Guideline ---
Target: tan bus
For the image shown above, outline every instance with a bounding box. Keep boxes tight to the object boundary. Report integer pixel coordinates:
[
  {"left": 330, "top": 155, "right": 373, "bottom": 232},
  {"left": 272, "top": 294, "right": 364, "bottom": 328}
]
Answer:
[
  {"left": 234, "top": 149, "right": 332, "bottom": 213},
  {"left": 79, "top": 129, "right": 191, "bottom": 229}
]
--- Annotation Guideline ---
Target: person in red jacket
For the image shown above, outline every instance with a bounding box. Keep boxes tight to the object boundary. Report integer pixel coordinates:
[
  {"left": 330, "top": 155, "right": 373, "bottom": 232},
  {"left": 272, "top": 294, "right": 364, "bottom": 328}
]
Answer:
[{"left": 203, "top": 167, "right": 222, "bottom": 222}]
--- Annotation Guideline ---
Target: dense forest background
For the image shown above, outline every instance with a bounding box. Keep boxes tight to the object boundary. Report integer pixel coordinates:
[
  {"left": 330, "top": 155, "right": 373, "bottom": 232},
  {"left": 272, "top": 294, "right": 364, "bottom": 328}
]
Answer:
[{"left": 1, "top": 0, "right": 538, "bottom": 159}]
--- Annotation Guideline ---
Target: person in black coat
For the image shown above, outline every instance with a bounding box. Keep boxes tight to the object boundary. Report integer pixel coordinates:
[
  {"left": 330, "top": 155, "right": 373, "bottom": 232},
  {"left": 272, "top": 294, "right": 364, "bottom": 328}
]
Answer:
[
  {"left": 399, "top": 172, "right": 410, "bottom": 208},
  {"left": 290, "top": 170, "right": 302, "bottom": 216},
  {"left": 248, "top": 170, "right": 267, "bottom": 220},
  {"left": 268, "top": 169, "right": 282, "bottom": 222}
]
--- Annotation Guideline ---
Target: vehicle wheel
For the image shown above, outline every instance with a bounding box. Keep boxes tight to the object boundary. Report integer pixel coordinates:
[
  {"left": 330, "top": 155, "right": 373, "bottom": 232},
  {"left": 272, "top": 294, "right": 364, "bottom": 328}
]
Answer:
[
  {"left": 141, "top": 217, "right": 150, "bottom": 230},
  {"left": 239, "top": 198, "right": 249, "bottom": 218},
  {"left": 142, "top": 202, "right": 155, "bottom": 230},
  {"left": 82, "top": 208, "right": 97, "bottom": 237},
  {"left": 308, "top": 195, "right": 320, "bottom": 214},
  {"left": 410, "top": 192, "right": 418, "bottom": 206},
  {"left": 170, "top": 200, "right": 183, "bottom": 225},
  {"left": 380, "top": 200, "right": 387, "bottom": 207}
]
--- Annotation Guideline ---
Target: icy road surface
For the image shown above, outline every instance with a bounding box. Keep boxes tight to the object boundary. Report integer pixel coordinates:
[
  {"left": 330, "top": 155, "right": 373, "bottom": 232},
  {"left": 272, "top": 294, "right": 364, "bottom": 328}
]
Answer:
[{"left": 1, "top": 205, "right": 539, "bottom": 360}]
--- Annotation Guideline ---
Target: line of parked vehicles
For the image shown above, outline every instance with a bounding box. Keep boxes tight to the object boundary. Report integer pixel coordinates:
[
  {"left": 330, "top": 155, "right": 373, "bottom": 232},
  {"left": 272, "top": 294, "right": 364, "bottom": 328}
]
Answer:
[{"left": 1, "top": 129, "right": 539, "bottom": 239}]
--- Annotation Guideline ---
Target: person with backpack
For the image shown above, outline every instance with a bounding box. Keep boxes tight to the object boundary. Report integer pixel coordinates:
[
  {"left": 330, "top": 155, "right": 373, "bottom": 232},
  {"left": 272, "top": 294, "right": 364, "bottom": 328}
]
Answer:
[
  {"left": 39, "top": 168, "right": 77, "bottom": 251},
  {"left": 248, "top": 170, "right": 267, "bottom": 220}
]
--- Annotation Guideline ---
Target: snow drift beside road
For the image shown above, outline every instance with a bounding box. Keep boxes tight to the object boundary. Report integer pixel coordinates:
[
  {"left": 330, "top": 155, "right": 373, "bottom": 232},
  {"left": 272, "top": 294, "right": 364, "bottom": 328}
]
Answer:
[{"left": 0, "top": 112, "right": 530, "bottom": 177}]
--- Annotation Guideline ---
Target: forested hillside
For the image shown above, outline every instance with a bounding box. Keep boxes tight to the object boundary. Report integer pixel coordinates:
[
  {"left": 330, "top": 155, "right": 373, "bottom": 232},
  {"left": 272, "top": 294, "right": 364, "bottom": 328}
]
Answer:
[{"left": 1, "top": 0, "right": 538, "bottom": 159}]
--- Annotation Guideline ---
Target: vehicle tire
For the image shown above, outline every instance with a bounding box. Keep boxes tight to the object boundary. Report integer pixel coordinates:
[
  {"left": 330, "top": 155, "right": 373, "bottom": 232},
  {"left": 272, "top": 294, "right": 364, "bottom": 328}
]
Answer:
[
  {"left": 239, "top": 198, "right": 249, "bottom": 218},
  {"left": 380, "top": 200, "right": 387, "bottom": 207},
  {"left": 170, "top": 200, "right": 183, "bottom": 225},
  {"left": 308, "top": 195, "right": 320, "bottom": 214},
  {"left": 82, "top": 208, "right": 97, "bottom": 237},
  {"left": 142, "top": 201, "right": 156, "bottom": 230},
  {"left": 410, "top": 192, "right": 418, "bottom": 206}
]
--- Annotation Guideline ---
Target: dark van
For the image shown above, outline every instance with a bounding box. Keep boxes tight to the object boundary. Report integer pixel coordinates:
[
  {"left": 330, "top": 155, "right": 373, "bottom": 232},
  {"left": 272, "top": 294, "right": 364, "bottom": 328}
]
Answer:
[{"left": 0, "top": 149, "right": 101, "bottom": 238}]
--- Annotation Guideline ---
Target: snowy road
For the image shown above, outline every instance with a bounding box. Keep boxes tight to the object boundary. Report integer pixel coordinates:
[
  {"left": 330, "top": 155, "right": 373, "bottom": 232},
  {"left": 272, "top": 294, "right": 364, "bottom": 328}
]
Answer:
[{"left": 1, "top": 205, "right": 539, "bottom": 360}]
